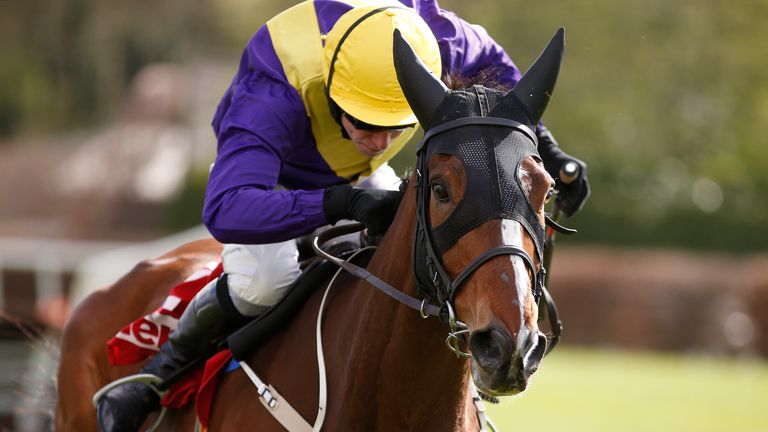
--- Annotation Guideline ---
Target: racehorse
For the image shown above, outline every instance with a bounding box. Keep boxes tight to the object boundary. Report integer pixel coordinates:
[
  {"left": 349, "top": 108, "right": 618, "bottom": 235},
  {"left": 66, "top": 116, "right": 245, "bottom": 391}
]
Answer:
[{"left": 56, "top": 28, "right": 565, "bottom": 431}]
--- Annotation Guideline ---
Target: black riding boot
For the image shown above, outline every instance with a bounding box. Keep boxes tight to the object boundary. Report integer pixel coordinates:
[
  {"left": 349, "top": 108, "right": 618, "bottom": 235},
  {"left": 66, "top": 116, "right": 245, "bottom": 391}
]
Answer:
[{"left": 96, "top": 276, "right": 247, "bottom": 432}]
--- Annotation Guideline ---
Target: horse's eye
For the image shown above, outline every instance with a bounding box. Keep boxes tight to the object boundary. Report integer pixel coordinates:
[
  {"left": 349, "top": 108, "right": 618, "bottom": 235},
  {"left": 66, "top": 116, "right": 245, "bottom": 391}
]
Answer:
[
  {"left": 545, "top": 188, "right": 555, "bottom": 203},
  {"left": 431, "top": 182, "right": 451, "bottom": 203}
]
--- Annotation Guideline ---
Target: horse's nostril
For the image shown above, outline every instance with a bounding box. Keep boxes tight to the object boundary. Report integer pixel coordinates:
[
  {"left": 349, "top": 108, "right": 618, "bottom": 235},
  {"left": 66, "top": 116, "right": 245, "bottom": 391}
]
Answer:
[
  {"left": 523, "top": 333, "right": 547, "bottom": 375},
  {"left": 470, "top": 328, "right": 513, "bottom": 370}
]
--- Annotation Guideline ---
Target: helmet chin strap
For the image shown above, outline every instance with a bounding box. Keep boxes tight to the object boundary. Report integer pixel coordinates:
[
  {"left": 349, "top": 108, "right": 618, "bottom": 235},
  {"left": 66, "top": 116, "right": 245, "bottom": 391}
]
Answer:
[{"left": 327, "top": 97, "right": 351, "bottom": 139}]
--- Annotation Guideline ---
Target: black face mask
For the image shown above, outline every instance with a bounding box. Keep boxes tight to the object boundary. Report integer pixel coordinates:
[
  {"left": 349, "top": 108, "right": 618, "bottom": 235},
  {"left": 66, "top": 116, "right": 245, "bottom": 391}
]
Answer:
[
  {"left": 410, "top": 85, "right": 553, "bottom": 309},
  {"left": 419, "top": 85, "right": 545, "bottom": 262},
  {"left": 395, "top": 26, "right": 568, "bottom": 355}
]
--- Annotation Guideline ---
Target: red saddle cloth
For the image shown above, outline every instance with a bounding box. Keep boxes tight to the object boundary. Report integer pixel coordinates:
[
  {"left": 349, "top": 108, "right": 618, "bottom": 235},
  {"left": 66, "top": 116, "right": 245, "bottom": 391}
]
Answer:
[{"left": 106, "top": 260, "right": 229, "bottom": 412}]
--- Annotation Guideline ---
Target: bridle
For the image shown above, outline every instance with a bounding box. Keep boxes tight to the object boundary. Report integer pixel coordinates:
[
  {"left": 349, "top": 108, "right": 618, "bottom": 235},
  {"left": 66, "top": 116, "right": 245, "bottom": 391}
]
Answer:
[
  {"left": 412, "top": 116, "right": 548, "bottom": 357},
  {"left": 314, "top": 115, "right": 565, "bottom": 358}
]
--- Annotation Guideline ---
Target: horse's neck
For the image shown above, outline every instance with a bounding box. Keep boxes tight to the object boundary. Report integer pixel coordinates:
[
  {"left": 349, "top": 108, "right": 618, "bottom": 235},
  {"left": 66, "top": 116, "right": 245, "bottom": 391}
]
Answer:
[{"left": 330, "top": 187, "right": 477, "bottom": 430}]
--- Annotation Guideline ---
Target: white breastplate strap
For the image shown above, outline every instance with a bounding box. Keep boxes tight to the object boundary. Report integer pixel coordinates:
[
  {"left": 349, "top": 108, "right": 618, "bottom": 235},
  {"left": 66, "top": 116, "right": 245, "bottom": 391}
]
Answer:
[{"left": 238, "top": 360, "right": 313, "bottom": 432}]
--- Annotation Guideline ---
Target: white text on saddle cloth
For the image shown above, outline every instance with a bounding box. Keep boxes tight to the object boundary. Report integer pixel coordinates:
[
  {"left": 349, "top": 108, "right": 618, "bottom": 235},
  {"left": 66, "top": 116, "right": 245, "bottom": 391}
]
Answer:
[
  {"left": 113, "top": 300, "right": 181, "bottom": 352},
  {"left": 107, "top": 260, "right": 223, "bottom": 366}
]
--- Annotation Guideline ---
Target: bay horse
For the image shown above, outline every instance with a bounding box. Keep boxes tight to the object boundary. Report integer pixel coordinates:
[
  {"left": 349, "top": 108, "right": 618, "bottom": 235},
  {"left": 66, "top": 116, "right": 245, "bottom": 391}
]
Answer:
[{"left": 56, "top": 28, "right": 566, "bottom": 431}]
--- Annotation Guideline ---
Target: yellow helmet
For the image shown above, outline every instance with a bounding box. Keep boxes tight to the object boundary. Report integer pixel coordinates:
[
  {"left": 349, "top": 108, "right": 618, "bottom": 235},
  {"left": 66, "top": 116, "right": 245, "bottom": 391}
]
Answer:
[{"left": 322, "top": 5, "right": 442, "bottom": 127}]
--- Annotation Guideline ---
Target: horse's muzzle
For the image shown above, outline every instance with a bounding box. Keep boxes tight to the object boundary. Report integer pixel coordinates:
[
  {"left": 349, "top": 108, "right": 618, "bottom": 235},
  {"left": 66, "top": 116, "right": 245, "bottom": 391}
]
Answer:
[{"left": 469, "top": 327, "right": 547, "bottom": 395}]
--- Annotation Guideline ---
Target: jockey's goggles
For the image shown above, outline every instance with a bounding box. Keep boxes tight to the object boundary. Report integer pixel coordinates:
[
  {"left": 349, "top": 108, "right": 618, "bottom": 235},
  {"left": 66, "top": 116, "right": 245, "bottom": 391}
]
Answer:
[{"left": 343, "top": 111, "right": 415, "bottom": 132}]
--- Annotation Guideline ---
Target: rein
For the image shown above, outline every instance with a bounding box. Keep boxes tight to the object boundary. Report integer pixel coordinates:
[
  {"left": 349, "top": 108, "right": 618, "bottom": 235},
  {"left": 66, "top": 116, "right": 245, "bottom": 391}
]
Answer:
[{"left": 313, "top": 223, "right": 441, "bottom": 317}]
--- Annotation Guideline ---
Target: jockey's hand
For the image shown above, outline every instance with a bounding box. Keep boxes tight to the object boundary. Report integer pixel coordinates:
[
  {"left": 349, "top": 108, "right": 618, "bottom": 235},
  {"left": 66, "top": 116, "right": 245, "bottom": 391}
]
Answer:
[
  {"left": 324, "top": 185, "right": 403, "bottom": 236},
  {"left": 549, "top": 156, "right": 590, "bottom": 217},
  {"left": 537, "top": 126, "right": 590, "bottom": 217}
]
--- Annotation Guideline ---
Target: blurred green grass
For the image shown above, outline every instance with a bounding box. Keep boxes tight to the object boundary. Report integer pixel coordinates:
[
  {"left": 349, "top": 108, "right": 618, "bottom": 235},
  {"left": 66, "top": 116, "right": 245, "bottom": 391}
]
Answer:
[{"left": 486, "top": 348, "right": 768, "bottom": 432}]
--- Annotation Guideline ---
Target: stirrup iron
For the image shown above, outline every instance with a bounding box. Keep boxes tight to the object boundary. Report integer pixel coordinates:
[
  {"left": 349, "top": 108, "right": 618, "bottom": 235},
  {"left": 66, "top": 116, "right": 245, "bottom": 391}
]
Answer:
[{"left": 93, "top": 373, "right": 168, "bottom": 432}]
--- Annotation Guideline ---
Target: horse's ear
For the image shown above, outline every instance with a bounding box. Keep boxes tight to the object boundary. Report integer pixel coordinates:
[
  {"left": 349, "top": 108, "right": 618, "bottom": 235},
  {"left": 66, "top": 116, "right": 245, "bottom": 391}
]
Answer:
[
  {"left": 509, "top": 27, "right": 565, "bottom": 126},
  {"left": 393, "top": 29, "right": 448, "bottom": 128}
]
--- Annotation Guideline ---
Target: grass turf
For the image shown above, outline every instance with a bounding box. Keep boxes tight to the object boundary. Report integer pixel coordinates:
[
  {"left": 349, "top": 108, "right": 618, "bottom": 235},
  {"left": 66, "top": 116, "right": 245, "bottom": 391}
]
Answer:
[{"left": 485, "top": 348, "right": 768, "bottom": 432}]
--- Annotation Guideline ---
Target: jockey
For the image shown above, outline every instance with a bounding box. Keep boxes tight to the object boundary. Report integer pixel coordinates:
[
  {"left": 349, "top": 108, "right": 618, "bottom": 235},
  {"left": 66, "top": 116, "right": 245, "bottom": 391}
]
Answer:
[{"left": 96, "top": 0, "right": 589, "bottom": 430}]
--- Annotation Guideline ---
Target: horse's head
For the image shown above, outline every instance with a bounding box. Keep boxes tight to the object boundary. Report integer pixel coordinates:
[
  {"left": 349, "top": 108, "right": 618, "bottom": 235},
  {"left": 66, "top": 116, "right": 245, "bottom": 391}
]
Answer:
[{"left": 394, "top": 28, "right": 565, "bottom": 395}]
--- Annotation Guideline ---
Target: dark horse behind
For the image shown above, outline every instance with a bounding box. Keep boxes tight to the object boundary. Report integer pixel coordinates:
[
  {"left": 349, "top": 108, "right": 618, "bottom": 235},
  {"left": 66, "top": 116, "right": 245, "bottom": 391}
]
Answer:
[{"left": 56, "top": 27, "right": 567, "bottom": 431}]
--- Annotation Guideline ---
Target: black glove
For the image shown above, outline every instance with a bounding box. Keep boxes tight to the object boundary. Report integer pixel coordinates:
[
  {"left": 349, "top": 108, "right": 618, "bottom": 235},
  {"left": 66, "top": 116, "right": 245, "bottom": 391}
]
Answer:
[
  {"left": 537, "top": 127, "right": 590, "bottom": 217},
  {"left": 323, "top": 184, "right": 404, "bottom": 236}
]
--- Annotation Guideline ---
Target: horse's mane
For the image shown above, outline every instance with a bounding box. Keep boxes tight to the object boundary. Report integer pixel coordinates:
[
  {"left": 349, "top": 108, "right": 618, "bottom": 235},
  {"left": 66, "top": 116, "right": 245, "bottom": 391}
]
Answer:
[{"left": 442, "top": 67, "right": 511, "bottom": 91}]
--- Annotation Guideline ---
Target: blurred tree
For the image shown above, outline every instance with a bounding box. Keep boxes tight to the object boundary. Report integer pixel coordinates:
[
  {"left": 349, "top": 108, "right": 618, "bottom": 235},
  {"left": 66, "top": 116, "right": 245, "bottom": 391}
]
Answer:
[{"left": 0, "top": 0, "right": 218, "bottom": 136}]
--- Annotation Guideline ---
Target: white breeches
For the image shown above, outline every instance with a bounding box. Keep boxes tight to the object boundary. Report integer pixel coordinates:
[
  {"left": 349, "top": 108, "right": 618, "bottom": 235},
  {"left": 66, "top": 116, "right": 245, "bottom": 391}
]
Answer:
[
  {"left": 222, "top": 164, "right": 401, "bottom": 317},
  {"left": 223, "top": 241, "right": 301, "bottom": 316}
]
